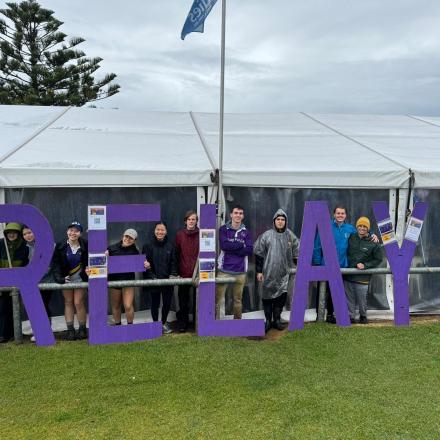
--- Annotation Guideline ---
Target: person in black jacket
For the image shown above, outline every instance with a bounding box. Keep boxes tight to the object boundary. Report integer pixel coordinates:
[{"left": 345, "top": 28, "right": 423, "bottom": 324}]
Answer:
[
  {"left": 54, "top": 221, "right": 88, "bottom": 340},
  {"left": 106, "top": 228, "right": 140, "bottom": 325},
  {"left": 0, "top": 222, "right": 29, "bottom": 343},
  {"left": 142, "top": 221, "right": 178, "bottom": 334}
]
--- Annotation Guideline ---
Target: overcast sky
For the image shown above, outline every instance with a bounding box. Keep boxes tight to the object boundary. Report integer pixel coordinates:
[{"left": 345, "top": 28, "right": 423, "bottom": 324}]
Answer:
[{"left": 6, "top": 0, "right": 440, "bottom": 115}]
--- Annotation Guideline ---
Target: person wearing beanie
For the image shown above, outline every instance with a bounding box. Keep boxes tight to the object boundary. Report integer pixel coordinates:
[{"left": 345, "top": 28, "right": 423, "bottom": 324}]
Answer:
[
  {"left": 254, "top": 209, "right": 300, "bottom": 332},
  {"left": 106, "top": 228, "right": 140, "bottom": 325},
  {"left": 345, "top": 216, "right": 383, "bottom": 324},
  {"left": 54, "top": 221, "right": 88, "bottom": 341},
  {"left": 0, "top": 223, "right": 29, "bottom": 342},
  {"left": 312, "top": 205, "right": 379, "bottom": 324}
]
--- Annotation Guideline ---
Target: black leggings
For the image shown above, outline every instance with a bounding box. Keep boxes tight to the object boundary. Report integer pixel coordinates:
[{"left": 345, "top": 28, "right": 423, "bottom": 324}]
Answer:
[{"left": 150, "top": 287, "right": 173, "bottom": 324}]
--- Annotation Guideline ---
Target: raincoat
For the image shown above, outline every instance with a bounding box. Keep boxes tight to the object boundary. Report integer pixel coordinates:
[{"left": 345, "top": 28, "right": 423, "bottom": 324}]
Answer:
[{"left": 254, "top": 209, "right": 300, "bottom": 300}]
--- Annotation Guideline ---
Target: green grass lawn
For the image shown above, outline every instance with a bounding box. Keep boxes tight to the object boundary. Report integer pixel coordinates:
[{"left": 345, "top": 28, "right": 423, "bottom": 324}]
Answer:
[{"left": 1, "top": 322, "right": 440, "bottom": 440}]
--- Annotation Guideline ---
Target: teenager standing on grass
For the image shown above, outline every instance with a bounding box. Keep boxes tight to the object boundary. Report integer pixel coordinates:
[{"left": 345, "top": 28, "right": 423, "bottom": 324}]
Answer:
[
  {"left": 216, "top": 204, "right": 253, "bottom": 320},
  {"left": 345, "top": 217, "right": 383, "bottom": 324},
  {"left": 0, "top": 223, "right": 28, "bottom": 343},
  {"left": 106, "top": 229, "right": 140, "bottom": 325},
  {"left": 143, "top": 222, "right": 178, "bottom": 334},
  {"left": 175, "top": 210, "right": 199, "bottom": 333},
  {"left": 254, "top": 209, "right": 300, "bottom": 332},
  {"left": 55, "top": 221, "right": 88, "bottom": 340}
]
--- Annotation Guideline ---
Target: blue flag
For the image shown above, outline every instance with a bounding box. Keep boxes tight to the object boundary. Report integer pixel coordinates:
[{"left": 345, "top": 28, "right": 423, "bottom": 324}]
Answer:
[{"left": 181, "top": 0, "right": 218, "bottom": 40}]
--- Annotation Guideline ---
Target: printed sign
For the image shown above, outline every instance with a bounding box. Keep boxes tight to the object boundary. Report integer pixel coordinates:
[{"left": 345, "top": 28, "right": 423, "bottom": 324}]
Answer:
[
  {"left": 200, "top": 228, "right": 216, "bottom": 252},
  {"left": 199, "top": 258, "right": 216, "bottom": 282},
  {"left": 88, "top": 205, "right": 107, "bottom": 230},
  {"left": 88, "top": 254, "right": 108, "bottom": 278},
  {"left": 377, "top": 218, "right": 396, "bottom": 244},
  {"left": 405, "top": 216, "right": 423, "bottom": 243}
]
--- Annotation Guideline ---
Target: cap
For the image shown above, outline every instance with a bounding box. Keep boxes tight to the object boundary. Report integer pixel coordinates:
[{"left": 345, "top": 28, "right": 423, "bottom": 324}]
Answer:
[
  {"left": 124, "top": 228, "right": 138, "bottom": 240},
  {"left": 356, "top": 217, "right": 371, "bottom": 231},
  {"left": 67, "top": 221, "right": 83, "bottom": 232}
]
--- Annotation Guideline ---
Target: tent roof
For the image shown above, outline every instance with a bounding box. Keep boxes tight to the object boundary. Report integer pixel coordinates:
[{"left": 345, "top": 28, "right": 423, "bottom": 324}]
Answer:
[{"left": 0, "top": 105, "right": 439, "bottom": 188}]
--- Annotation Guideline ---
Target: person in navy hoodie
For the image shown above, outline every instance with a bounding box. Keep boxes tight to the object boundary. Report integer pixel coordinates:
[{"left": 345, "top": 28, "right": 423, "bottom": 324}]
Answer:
[{"left": 215, "top": 204, "right": 253, "bottom": 320}]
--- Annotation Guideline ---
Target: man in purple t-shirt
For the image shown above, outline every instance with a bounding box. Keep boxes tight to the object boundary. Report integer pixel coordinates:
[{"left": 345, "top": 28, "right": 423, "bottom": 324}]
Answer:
[{"left": 216, "top": 204, "right": 253, "bottom": 320}]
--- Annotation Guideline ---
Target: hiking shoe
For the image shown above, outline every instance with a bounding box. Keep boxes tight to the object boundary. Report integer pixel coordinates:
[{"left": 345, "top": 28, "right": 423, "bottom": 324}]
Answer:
[
  {"left": 359, "top": 315, "right": 368, "bottom": 324},
  {"left": 66, "top": 328, "right": 76, "bottom": 341},
  {"left": 162, "top": 323, "right": 173, "bottom": 334},
  {"left": 77, "top": 326, "right": 88, "bottom": 340},
  {"left": 326, "top": 314, "right": 336, "bottom": 324}
]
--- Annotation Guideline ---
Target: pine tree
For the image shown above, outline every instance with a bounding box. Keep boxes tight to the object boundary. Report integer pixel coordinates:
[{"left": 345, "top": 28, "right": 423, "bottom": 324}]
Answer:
[{"left": 0, "top": 0, "right": 120, "bottom": 106}]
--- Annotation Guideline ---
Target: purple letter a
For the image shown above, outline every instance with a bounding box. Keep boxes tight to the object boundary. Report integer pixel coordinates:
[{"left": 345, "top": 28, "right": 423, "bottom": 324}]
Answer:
[{"left": 289, "top": 201, "right": 350, "bottom": 330}]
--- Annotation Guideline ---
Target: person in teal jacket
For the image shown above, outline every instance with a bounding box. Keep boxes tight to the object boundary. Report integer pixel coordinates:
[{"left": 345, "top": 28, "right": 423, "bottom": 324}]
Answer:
[{"left": 312, "top": 206, "right": 356, "bottom": 323}]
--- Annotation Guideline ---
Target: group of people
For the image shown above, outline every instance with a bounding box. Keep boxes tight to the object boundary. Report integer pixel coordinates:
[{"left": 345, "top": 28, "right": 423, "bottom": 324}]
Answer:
[
  {"left": 216, "top": 204, "right": 382, "bottom": 332},
  {"left": 0, "top": 203, "right": 383, "bottom": 342}
]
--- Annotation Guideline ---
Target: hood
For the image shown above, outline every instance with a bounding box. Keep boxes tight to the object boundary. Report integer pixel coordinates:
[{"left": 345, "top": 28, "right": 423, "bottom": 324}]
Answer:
[{"left": 273, "top": 209, "right": 288, "bottom": 232}]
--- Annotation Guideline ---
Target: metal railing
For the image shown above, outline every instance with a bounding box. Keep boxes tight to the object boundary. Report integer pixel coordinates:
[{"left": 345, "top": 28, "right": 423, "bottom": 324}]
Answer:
[{"left": 2, "top": 267, "right": 440, "bottom": 343}]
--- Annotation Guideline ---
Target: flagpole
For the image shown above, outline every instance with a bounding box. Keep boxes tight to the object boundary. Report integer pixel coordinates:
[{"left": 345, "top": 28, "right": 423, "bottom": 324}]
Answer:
[{"left": 218, "top": 0, "right": 226, "bottom": 225}]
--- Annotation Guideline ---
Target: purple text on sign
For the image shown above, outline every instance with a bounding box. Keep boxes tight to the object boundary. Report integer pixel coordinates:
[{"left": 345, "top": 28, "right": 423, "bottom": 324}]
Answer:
[
  {"left": 372, "top": 201, "right": 427, "bottom": 326},
  {"left": 0, "top": 204, "right": 55, "bottom": 346},
  {"left": 88, "top": 204, "right": 162, "bottom": 345},
  {"left": 289, "top": 201, "right": 350, "bottom": 330},
  {"left": 197, "top": 204, "right": 265, "bottom": 337}
]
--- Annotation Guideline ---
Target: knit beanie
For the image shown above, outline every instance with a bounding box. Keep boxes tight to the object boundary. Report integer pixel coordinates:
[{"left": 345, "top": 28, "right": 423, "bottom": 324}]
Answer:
[{"left": 356, "top": 217, "right": 371, "bottom": 231}]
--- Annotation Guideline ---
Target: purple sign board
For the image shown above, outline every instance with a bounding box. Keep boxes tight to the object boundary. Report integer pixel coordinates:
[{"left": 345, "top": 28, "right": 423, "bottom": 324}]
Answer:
[
  {"left": 372, "top": 201, "right": 427, "bottom": 326},
  {"left": 197, "top": 204, "right": 265, "bottom": 337},
  {"left": 289, "top": 202, "right": 350, "bottom": 330},
  {"left": 0, "top": 201, "right": 428, "bottom": 346}
]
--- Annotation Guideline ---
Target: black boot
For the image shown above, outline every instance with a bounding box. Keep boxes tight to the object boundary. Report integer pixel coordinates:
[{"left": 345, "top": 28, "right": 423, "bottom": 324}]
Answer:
[
  {"left": 262, "top": 301, "right": 272, "bottom": 333},
  {"left": 272, "top": 306, "right": 286, "bottom": 331}
]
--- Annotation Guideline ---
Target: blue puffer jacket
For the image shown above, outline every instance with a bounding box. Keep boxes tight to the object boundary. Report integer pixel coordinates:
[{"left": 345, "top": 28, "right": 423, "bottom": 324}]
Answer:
[{"left": 313, "top": 220, "right": 356, "bottom": 268}]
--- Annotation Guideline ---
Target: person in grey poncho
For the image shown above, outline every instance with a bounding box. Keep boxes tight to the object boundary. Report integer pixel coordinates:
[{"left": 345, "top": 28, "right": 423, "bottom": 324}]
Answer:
[{"left": 254, "top": 209, "right": 300, "bottom": 332}]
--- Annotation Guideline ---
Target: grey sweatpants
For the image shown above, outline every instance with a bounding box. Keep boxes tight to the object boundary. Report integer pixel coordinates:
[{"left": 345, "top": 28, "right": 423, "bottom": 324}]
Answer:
[{"left": 344, "top": 280, "right": 369, "bottom": 318}]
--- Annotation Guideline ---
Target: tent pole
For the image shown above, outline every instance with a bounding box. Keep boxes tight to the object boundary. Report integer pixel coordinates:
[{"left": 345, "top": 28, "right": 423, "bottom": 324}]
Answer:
[{"left": 217, "top": 0, "right": 226, "bottom": 226}]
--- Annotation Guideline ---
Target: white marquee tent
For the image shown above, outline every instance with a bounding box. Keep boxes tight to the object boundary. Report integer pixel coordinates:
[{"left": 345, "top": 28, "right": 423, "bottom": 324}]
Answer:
[{"left": 1, "top": 105, "right": 439, "bottom": 190}]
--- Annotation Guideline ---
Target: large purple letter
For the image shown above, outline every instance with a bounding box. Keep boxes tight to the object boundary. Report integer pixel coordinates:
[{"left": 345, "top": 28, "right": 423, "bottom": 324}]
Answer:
[
  {"left": 289, "top": 201, "right": 350, "bottom": 330},
  {"left": 372, "top": 201, "right": 428, "bottom": 326},
  {"left": 197, "top": 204, "right": 265, "bottom": 337},
  {"left": 88, "top": 204, "right": 162, "bottom": 344},
  {"left": 0, "top": 204, "right": 55, "bottom": 346}
]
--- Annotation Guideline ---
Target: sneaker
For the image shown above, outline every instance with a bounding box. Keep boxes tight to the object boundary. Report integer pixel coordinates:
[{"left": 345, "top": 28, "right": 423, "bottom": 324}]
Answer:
[
  {"left": 162, "top": 323, "right": 173, "bottom": 334},
  {"left": 77, "top": 326, "right": 88, "bottom": 340},
  {"left": 66, "top": 328, "right": 76, "bottom": 341},
  {"left": 30, "top": 336, "right": 36, "bottom": 342},
  {"left": 359, "top": 315, "right": 368, "bottom": 324},
  {"left": 350, "top": 317, "right": 356, "bottom": 324},
  {"left": 326, "top": 314, "right": 336, "bottom": 324}
]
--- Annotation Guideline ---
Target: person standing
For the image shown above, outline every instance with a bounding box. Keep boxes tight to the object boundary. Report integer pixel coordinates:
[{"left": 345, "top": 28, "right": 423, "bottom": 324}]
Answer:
[
  {"left": 175, "top": 210, "right": 199, "bottom": 333},
  {"left": 313, "top": 205, "right": 357, "bottom": 323},
  {"left": 345, "top": 217, "right": 383, "bottom": 324},
  {"left": 107, "top": 229, "right": 140, "bottom": 325},
  {"left": 216, "top": 204, "right": 253, "bottom": 320},
  {"left": 254, "top": 209, "right": 300, "bottom": 332},
  {"left": 0, "top": 223, "right": 28, "bottom": 343},
  {"left": 142, "top": 222, "right": 178, "bottom": 334},
  {"left": 55, "top": 221, "right": 88, "bottom": 340},
  {"left": 22, "top": 225, "right": 63, "bottom": 341}
]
